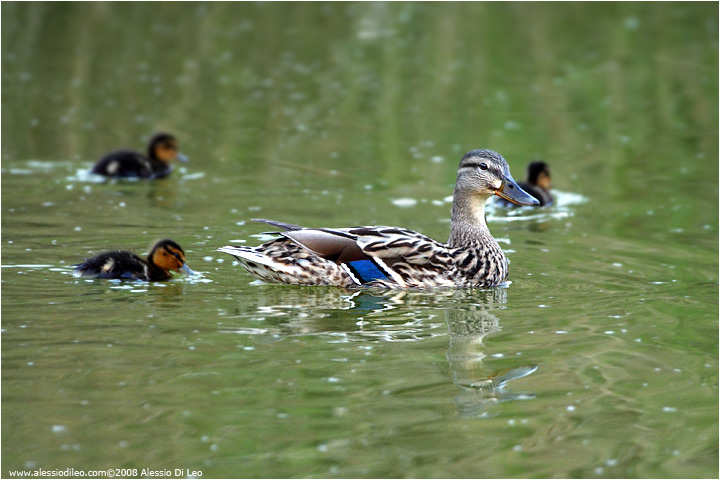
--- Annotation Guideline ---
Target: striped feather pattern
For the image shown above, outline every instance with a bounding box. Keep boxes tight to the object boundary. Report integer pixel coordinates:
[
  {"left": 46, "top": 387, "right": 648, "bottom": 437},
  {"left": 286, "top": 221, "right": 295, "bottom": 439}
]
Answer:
[
  {"left": 219, "top": 224, "right": 507, "bottom": 289},
  {"left": 219, "top": 149, "right": 530, "bottom": 289}
]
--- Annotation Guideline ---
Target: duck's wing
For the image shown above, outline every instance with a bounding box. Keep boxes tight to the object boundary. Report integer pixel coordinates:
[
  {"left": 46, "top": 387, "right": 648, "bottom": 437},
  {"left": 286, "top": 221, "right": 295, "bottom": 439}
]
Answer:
[
  {"left": 218, "top": 235, "right": 356, "bottom": 287},
  {"left": 345, "top": 227, "right": 455, "bottom": 286},
  {"left": 220, "top": 221, "right": 454, "bottom": 288},
  {"left": 283, "top": 226, "right": 454, "bottom": 287}
]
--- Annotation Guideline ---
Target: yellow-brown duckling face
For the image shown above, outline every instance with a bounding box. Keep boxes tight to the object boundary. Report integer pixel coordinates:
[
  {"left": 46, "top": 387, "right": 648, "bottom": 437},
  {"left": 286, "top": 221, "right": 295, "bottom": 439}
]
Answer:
[
  {"left": 536, "top": 170, "right": 552, "bottom": 190},
  {"left": 148, "top": 133, "right": 189, "bottom": 164},
  {"left": 148, "top": 240, "right": 194, "bottom": 274},
  {"left": 527, "top": 161, "right": 552, "bottom": 190},
  {"left": 153, "top": 139, "right": 179, "bottom": 164}
]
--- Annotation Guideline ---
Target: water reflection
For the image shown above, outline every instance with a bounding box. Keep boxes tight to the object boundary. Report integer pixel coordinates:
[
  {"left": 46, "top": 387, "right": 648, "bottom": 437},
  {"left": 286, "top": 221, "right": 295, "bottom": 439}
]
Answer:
[
  {"left": 224, "top": 285, "right": 538, "bottom": 416},
  {"left": 342, "top": 287, "right": 541, "bottom": 418},
  {"left": 444, "top": 288, "right": 537, "bottom": 417}
]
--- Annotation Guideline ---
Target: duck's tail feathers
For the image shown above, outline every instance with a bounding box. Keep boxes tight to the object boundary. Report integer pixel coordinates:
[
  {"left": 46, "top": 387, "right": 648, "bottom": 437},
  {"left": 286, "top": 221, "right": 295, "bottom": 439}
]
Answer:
[
  {"left": 251, "top": 218, "right": 304, "bottom": 231},
  {"left": 217, "top": 246, "right": 278, "bottom": 269}
]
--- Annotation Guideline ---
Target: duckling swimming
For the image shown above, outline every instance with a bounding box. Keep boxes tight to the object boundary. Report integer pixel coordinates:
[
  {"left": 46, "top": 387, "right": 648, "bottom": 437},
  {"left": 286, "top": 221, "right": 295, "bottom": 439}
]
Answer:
[
  {"left": 91, "top": 133, "right": 188, "bottom": 179},
  {"left": 219, "top": 149, "right": 538, "bottom": 289},
  {"left": 74, "top": 239, "right": 194, "bottom": 281},
  {"left": 517, "top": 161, "right": 553, "bottom": 206}
]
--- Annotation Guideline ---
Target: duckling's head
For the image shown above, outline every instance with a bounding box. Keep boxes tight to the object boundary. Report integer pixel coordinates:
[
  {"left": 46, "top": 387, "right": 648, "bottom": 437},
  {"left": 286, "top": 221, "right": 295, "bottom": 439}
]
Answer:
[
  {"left": 526, "top": 161, "right": 551, "bottom": 190},
  {"left": 147, "top": 133, "right": 189, "bottom": 164},
  {"left": 456, "top": 149, "right": 539, "bottom": 206},
  {"left": 148, "top": 239, "right": 194, "bottom": 275}
]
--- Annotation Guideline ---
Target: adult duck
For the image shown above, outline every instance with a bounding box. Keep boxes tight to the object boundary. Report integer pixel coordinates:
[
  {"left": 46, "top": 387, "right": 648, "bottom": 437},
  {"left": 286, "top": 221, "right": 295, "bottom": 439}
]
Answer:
[
  {"left": 91, "top": 132, "right": 188, "bottom": 179},
  {"left": 218, "top": 149, "right": 538, "bottom": 288},
  {"left": 74, "top": 239, "right": 194, "bottom": 281}
]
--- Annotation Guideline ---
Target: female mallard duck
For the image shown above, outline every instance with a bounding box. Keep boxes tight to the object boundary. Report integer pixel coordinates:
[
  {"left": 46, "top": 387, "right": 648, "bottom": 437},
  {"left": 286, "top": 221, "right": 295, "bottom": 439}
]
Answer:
[
  {"left": 74, "top": 239, "right": 194, "bottom": 281},
  {"left": 91, "top": 132, "right": 188, "bottom": 179},
  {"left": 218, "top": 149, "right": 538, "bottom": 289}
]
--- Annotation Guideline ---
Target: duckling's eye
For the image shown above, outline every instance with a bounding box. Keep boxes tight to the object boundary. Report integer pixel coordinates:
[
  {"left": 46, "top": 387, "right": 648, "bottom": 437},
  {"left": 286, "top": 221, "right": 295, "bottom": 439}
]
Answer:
[
  {"left": 479, "top": 163, "right": 488, "bottom": 171},
  {"left": 172, "top": 252, "right": 181, "bottom": 259}
]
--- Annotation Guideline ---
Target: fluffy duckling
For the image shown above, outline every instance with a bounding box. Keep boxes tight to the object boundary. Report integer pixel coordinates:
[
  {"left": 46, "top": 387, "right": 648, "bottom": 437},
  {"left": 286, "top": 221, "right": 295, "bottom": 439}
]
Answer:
[
  {"left": 74, "top": 239, "right": 194, "bottom": 281},
  {"left": 91, "top": 133, "right": 188, "bottom": 179},
  {"left": 517, "top": 161, "right": 553, "bottom": 206}
]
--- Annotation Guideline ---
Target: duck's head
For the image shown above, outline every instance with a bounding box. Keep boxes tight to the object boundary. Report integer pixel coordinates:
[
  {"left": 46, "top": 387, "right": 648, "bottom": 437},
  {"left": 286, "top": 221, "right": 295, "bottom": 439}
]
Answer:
[
  {"left": 148, "top": 239, "right": 194, "bottom": 275},
  {"left": 526, "top": 160, "right": 551, "bottom": 190},
  {"left": 147, "top": 133, "right": 189, "bottom": 164},
  {"left": 457, "top": 149, "right": 539, "bottom": 206}
]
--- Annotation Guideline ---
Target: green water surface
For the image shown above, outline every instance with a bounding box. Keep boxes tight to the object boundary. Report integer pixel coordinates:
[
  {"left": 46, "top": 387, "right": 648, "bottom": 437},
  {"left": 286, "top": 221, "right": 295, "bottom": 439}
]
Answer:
[{"left": 2, "top": 2, "right": 718, "bottom": 478}]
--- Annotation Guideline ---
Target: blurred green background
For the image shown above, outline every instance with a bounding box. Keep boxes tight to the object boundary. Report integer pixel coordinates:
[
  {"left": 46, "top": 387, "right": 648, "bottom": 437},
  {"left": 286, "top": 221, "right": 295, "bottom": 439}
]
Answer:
[{"left": 2, "top": 2, "right": 717, "bottom": 478}]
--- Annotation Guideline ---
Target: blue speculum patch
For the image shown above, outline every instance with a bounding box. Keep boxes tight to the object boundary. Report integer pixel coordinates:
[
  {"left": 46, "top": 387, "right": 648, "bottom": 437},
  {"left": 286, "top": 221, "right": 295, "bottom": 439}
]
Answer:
[{"left": 346, "top": 259, "right": 388, "bottom": 283}]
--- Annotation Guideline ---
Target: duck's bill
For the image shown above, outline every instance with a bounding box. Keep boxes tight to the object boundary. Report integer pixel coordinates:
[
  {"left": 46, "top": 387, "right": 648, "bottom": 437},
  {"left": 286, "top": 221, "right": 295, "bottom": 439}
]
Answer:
[
  {"left": 494, "top": 176, "right": 540, "bottom": 206},
  {"left": 176, "top": 152, "right": 190, "bottom": 163},
  {"left": 180, "top": 263, "right": 195, "bottom": 275}
]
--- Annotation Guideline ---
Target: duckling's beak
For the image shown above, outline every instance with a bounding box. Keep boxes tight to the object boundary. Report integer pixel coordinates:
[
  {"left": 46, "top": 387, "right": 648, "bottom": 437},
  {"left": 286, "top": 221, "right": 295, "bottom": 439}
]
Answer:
[
  {"left": 494, "top": 175, "right": 540, "bottom": 206},
  {"left": 176, "top": 152, "right": 190, "bottom": 163},
  {"left": 180, "top": 263, "right": 194, "bottom": 275}
]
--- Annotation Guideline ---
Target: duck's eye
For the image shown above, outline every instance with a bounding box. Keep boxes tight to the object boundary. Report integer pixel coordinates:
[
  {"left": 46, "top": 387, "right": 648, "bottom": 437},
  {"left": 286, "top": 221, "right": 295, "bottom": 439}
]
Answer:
[{"left": 479, "top": 163, "right": 488, "bottom": 171}]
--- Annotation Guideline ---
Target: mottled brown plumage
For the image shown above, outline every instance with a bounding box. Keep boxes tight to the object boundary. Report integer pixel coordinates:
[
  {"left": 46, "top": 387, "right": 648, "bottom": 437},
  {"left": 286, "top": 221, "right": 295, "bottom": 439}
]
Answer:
[{"left": 219, "top": 149, "right": 538, "bottom": 289}]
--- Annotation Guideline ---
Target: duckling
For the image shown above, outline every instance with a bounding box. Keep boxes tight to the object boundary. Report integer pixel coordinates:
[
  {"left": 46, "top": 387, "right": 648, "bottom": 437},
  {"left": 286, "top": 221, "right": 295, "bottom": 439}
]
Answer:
[
  {"left": 74, "top": 239, "right": 194, "bottom": 281},
  {"left": 517, "top": 161, "right": 553, "bottom": 206},
  {"left": 91, "top": 133, "right": 188, "bottom": 179}
]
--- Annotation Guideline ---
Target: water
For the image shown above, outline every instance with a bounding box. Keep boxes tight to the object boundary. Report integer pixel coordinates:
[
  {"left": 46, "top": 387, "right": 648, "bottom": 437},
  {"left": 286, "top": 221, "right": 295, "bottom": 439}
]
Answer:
[{"left": 2, "top": 2, "right": 718, "bottom": 478}]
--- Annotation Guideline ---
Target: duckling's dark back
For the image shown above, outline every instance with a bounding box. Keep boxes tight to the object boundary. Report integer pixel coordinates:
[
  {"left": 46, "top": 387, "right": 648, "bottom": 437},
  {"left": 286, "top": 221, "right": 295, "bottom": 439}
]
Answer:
[
  {"left": 91, "top": 132, "right": 179, "bottom": 179},
  {"left": 75, "top": 250, "right": 149, "bottom": 280},
  {"left": 91, "top": 151, "right": 157, "bottom": 178}
]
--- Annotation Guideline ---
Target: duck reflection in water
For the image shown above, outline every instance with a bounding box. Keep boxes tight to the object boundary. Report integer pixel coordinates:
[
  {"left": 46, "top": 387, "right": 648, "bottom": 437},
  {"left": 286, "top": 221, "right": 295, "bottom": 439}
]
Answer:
[
  {"left": 444, "top": 288, "right": 537, "bottom": 417},
  {"left": 343, "top": 288, "right": 538, "bottom": 417},
  {"left": 226, "top": 286, "right": 537, "bottom": 417}
]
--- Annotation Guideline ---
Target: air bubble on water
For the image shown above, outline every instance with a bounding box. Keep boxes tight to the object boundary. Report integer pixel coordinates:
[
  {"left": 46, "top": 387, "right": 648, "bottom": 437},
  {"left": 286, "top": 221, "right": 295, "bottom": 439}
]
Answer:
[
  {"left": 624, "top": 16, "right": 639, "bottom": 30},
  {"left": 392, "top": 198, "right": 417, "bottom": 208}
]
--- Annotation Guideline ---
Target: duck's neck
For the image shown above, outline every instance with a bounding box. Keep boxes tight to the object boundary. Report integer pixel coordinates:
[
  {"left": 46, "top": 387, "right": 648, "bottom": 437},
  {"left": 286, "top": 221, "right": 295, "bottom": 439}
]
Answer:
[
  {"left": 448, "top": 189, "right": 496, "bottom": 249},
  {"left": 146, "top": 258, "right": 172, "bottom": 281},
  {"left": 145, "top": 153, "right": 172, "bottom": 177}
]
